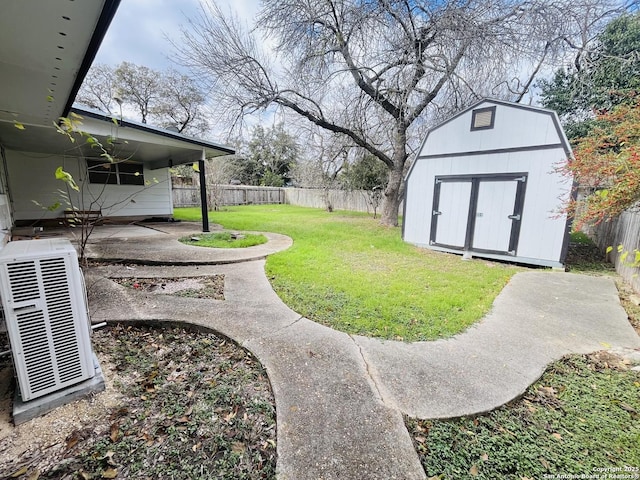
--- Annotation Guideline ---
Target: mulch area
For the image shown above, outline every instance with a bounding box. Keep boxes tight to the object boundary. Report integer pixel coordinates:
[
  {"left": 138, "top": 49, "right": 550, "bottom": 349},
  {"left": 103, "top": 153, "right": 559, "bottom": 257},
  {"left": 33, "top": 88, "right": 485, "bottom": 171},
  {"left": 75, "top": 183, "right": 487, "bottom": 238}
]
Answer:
[{"left": 0, "top": 324, "right": 276, "bottom": 480}]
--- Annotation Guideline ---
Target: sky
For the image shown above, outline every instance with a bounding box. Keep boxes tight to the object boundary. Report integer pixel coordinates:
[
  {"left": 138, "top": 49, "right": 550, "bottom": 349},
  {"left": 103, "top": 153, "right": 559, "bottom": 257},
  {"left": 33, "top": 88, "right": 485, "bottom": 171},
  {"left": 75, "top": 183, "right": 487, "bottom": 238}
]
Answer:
[
  {"left": 92, "top": 0, "right": 271, "bottom": 136},
  {"left": 95, "top": 0, "right": 260, "bottom": 71}
]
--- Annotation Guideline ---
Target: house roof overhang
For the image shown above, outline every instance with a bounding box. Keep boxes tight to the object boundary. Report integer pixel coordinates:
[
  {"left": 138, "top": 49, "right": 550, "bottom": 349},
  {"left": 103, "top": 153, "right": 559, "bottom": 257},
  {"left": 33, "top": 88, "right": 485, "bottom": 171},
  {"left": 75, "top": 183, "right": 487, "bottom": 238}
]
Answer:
[
  {"left": 0, "top": 0, "right": 120, "bottom": 143},
  {"left": 69, "top": 107, "right": 236, "bottom": 169},
  {"left": 0, "top": 1, "right": 234, "bottom": 168},
  {"left": 0, "top": 106, "right": 236, "bottom": 168}
]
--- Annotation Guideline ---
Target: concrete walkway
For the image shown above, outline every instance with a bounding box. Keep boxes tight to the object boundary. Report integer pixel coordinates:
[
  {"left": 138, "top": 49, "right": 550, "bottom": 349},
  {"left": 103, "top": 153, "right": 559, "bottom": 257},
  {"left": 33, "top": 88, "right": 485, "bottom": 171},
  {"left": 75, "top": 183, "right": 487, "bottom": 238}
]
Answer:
[
  {"left": 83, "top": 222, "right": 293, "bottom": 264},
  {"left": 83, "top": 223, "right": 640, "bottom": 480}
]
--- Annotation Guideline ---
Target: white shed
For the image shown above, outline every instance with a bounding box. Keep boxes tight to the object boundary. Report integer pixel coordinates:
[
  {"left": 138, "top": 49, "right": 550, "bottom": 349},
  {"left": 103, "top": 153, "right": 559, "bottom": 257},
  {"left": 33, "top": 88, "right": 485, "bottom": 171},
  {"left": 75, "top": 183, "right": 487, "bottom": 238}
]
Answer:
[{"left": 403, "top": 99, "right": 573, "bottom": 268}]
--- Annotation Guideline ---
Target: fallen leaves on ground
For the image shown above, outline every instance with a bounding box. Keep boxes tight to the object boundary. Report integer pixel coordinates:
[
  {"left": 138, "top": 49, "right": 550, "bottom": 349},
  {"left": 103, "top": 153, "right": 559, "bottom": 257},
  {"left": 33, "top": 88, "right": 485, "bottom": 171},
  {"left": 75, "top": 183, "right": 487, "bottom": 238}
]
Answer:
[
  {"left": 0, "top": 324, "right": 276, "bottom": 479},
  {"left": 112, "top": 276, "right": 225, "bottom": 300},
  {"left": 406, "top": 351, "right": 640, "bottom": 479}
]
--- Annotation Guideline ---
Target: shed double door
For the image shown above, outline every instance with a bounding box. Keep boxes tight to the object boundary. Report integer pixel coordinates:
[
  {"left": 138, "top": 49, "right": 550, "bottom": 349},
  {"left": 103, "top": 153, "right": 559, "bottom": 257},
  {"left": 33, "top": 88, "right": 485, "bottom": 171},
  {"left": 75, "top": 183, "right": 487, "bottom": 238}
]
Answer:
[{"left": 430, "top": 174, "right": 527, "bottom": 256}]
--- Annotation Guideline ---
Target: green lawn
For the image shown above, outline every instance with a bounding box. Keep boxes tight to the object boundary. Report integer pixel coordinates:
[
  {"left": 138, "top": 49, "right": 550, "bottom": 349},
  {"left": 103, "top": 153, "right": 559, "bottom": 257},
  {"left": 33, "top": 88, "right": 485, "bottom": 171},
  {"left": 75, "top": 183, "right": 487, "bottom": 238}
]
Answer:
[
  {"left": 403, "top": 235, "right": 639, "bottom": 478},
  {"left": 407, "top": 352, "right": 640, "bottom": 479},
  {"left": 174, "top": 205, "right": 519, "bottom": 341},
  {"left": 180, "top": 231, "right": 268, "bottom": 248}
]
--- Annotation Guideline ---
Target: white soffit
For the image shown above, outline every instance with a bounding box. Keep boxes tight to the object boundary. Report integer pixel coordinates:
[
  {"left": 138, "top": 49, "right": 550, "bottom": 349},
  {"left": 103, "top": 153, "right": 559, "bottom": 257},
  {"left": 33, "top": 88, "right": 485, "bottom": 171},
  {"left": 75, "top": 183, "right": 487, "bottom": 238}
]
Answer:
[{"left": 0, "top": 0, "right": 110, "bottom": 128}]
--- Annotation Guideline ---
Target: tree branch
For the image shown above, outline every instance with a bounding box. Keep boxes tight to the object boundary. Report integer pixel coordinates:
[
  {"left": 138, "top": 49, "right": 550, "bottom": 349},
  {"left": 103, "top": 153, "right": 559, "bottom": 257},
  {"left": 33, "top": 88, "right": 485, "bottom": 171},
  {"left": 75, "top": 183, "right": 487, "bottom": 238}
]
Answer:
[{"left": 275, "top": 95, "right": 394, "bottom": 168}]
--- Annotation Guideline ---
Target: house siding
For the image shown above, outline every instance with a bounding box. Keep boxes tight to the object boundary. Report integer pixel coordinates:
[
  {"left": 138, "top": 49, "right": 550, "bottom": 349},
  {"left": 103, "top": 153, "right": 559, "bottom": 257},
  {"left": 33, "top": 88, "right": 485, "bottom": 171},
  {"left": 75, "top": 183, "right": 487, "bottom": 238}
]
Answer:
[{"left": 6, "top": 150, "right": 173, "bottom": 221}]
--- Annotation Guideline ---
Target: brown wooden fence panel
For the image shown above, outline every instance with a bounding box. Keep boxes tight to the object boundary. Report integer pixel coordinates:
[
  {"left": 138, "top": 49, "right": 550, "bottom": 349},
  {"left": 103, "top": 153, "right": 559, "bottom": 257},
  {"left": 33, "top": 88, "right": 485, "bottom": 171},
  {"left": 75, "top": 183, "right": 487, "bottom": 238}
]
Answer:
[
  {"left": 173, "top": 185, "right": 285, "bottom": 208},
  {"left": 172, "top": 187, "right": 201, "bottom": 208},
  {"left": 172, "top": 185, "right": 401, "bottom": 215},
  {"left": 284, "top": 188, "right": 389, "bottom": 214},
  {"left": 591, "top": 209, "right": 640, "bottom": 293}
]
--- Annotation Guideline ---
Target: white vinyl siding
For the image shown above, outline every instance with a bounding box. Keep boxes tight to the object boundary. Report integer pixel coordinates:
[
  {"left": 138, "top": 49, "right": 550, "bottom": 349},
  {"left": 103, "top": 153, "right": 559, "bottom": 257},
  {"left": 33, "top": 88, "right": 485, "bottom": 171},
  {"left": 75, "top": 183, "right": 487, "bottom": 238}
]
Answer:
[
  {"left": 6, "top": 150, "right": 173, "bottom": 220},
  {"left": 404, "top": 100, "right": 572, "bottom": 268}
]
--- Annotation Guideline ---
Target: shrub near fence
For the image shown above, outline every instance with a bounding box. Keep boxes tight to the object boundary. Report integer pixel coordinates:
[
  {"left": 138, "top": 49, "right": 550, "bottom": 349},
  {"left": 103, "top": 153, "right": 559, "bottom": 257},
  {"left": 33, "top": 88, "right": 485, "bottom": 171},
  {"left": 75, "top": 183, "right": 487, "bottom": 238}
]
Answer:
[
  {"left": 591, "top": 209, "right": 640, "bottom": 293},
  {"left": 172, "top": 185, "right": 402, "bottom": 215}
]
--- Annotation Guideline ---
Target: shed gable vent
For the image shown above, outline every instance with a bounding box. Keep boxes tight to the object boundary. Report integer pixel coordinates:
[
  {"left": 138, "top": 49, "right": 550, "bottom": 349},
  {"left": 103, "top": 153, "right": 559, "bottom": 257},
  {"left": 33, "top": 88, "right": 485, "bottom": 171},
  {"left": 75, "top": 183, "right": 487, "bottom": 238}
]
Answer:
[{"left": 471, "top": 106, "right": 496, "bottom": 131}]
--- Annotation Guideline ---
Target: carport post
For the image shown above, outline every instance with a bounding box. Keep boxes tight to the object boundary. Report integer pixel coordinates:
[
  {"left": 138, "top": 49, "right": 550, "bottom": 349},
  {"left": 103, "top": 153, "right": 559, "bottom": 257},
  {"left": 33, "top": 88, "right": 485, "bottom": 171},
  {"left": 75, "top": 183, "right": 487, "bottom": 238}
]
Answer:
[{"left": 199, "top": 149, "right": 209, "bottom": 232}]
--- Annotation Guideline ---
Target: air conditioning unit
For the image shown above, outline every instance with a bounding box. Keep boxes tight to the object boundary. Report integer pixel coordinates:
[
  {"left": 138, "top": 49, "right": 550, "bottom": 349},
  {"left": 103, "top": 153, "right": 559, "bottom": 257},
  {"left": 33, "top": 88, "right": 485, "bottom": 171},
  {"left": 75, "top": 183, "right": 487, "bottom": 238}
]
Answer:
[{"left": 0, "top": 238, "right": 94, "bottom": 401}]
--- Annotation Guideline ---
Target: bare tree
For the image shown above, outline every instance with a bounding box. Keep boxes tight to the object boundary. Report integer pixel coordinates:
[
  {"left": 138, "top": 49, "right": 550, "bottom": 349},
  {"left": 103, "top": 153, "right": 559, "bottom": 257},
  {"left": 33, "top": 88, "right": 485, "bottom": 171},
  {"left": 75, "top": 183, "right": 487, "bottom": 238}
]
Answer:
[
  {"left": 154, "top": 68, "right": 210, "bottom": 136},
  {"left": 313, "top": 133, "right": 350, "bottom": 212},
  {"left": 75, "top": 64, "right": 118, "bottom": 114},
  {"left": 204, "top": 156, "right": 234, "bottom": 211},
  {"left": 77, "top": 62, "right": 211, "bottom": 137},
  {"left": 175, "top": 0, "right": 628, "bottom": 226},
  {"left": 114, "top": 62, "right": 161, "bottom": 124}
]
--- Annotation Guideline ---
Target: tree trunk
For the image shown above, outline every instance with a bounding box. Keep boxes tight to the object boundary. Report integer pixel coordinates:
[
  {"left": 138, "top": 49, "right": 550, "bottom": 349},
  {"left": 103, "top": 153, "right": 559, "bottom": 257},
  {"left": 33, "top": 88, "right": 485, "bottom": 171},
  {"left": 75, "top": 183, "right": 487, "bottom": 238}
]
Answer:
[
  {"left": 380, "top": 167, "right": 404, "bottom": 226},
  {"left": 379, "top": 131, "right": 407, "bottom": 227}
]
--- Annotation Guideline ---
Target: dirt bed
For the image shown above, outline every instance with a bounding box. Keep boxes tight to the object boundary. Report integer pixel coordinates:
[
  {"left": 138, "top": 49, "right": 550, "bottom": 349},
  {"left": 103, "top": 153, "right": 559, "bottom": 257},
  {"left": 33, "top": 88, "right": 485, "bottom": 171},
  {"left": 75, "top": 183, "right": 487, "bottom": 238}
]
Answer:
[
  {"left": 111, "top": 276, "right": 225, "bottom": 300},
  {"left": 0, "top": 324, "right": 276, "bottom": 480}
]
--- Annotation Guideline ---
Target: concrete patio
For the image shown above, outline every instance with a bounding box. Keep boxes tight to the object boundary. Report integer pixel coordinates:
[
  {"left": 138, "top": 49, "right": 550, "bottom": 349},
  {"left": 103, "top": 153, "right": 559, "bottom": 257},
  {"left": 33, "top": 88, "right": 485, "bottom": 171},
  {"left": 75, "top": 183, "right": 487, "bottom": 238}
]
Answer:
[{"left": 78, "top": 222, "right": 640, "bottom": 479}]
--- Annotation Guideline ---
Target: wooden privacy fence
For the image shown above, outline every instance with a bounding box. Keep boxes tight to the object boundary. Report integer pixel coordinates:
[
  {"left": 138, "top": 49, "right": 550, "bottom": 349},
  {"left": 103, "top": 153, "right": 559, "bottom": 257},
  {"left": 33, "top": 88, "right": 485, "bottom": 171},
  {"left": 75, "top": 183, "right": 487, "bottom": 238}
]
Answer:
[
  {"left": 172, "top": 185, "right": 401, "bottom": 214},
  {"left": 172, "top": 187, "right": 201, "bottom": 207},
  {"left": 173, "top": 185, "right": 285, "bottom": 207},
  {"left": 284, "top": 188, "right": 399, "bottom": 214},
  {"left": 591, "top": 209, "right": 640, "bottom": 293}
]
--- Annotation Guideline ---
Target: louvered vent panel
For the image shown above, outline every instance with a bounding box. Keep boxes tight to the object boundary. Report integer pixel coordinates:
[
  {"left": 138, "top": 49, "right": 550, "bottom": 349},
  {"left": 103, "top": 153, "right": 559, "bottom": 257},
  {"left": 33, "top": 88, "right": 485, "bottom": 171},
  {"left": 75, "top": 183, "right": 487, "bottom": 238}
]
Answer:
[
  {"left": 40, "top": 258, "right": 83, "bottom": 383},
  {"left": 473, "top": 110, "right": 493, "bottom": 128},
  {"left": 16, "top": 309, "right": 56, "bottom": 393},
  {"left": 0, "top": 239, "right": 96, "bottom": 401},
  {"left": 6, "top": 261, "right": 39, "bottom": 302}
]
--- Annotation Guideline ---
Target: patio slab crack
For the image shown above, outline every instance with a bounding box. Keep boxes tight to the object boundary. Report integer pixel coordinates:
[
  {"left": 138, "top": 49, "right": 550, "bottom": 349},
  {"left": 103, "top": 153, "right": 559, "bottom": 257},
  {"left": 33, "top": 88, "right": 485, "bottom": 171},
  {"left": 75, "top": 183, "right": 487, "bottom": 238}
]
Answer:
[
  {"left": 267, "top": 315, "right": 305, "bottom": 337},
  {"left": 349, "top": 334, "right": 387, "bottom": 406}
]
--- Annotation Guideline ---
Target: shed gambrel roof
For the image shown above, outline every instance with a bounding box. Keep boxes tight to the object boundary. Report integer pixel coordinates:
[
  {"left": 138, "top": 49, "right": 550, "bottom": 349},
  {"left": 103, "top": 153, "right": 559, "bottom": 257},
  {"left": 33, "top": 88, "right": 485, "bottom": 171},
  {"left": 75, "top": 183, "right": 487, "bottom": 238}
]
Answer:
[{"left": 405, "top": 98, "right": 572, "bottom": 182}]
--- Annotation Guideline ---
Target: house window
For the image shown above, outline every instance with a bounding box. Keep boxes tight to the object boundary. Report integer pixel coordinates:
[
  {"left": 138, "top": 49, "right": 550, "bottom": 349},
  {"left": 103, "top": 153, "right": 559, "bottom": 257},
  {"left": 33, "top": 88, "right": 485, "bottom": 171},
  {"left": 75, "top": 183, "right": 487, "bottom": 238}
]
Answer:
[
  {"left": 87, "top": 160, "right": 144, "bottom": 186},
  {"left": 471, "top": 106, "right": 496, "bottom": 131}
]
